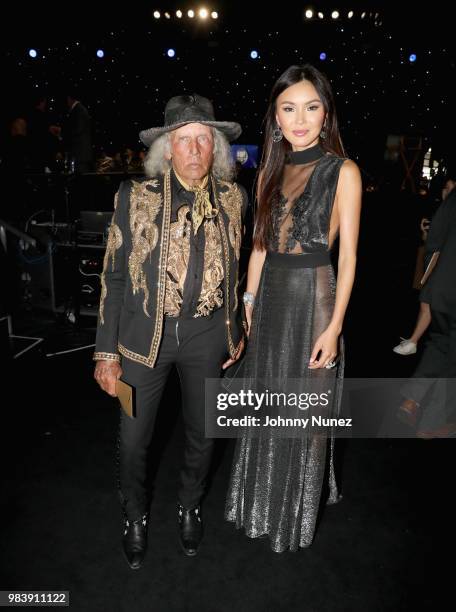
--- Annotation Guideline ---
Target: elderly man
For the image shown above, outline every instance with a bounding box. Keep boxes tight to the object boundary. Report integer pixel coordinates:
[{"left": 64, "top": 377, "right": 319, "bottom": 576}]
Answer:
[{"left": 93, "top": 94, "right": 247, "bottom": 568}]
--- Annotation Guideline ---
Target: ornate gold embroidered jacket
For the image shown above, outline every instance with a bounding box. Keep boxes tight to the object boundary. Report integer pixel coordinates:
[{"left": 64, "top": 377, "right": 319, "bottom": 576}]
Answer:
[{"left": 93, "top": 169, "right": 247, "bottom": 368}]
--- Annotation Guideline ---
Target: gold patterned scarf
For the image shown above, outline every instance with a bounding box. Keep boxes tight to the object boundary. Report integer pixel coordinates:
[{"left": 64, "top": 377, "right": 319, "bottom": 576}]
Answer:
[{"left": 174, "top": 171, "right": 218, "bottom": 234}]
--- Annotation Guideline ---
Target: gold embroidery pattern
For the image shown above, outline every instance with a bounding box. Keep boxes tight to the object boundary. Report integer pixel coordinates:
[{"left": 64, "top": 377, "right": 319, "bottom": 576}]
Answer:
[
  {"left": 164, "top": 205, "right": 191, "bottom": 316},
  {"left": 118, "top": 170, "right": 172, "bottom": 368},
  {"left": 217, "top": 181, "right": 243, "bottom": 260},
  {"left": 128, "top": 180, "right": 163, "bottom": 317},
  {"left": 195, "top": 220, "right": 224, "bottom": 317},
  {"left": 99, "top": 216, "right": 123, "bottom": 325},
  {"left": 93, "top": 352, "right": 120, "bottom": 362}
]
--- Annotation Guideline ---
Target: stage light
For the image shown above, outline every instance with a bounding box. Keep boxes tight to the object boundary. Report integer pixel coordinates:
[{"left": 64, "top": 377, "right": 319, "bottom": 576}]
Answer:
[
  {"left": 167, "top": 48, "right": 176, "bottom": 58},
  {"left": 318, "top": 12, "right": 324, "bottom": 19},
  {"left": 176, "top": 10, "right": 183, "bottom": 18},
  {"left": 331, "top": 11, "right": 339, "bottom": 19},
  {"left": 320, "top": 52, "right": 327, "bottom": 60},
  {"left": 361, "top": 12, "right": 366, "bottom": 18},
  {"left": 96, "top": 49, "right": 104, "bottom": 58},
  {"left": 153, "top": 11, "right": 160, "bottom": 19},
  {"left": 199, "top": 8, "right": 208, "bottom": 19},
  {"left": 409, "top": 54, "right": 417, "bottom": 62},
  {"left": 305, "top": 9, "right": 313, "bottom": 19},
  {"left": 188, "top": 10, "right": 195, "bottom": 18},
  {"left": 29, "top": 49, "right": 37, "bottom": 58},
  {"left": 164, "top": 12, "right": 171, "bottom": 19},
  {"left": 211, "top": 11, "right": 218, "bottom": 19},
  {"left": 348, "top": 11, "right": 354, "bottom": 18},
  {"left": 250, "top": 50, "right": 259, "bottom": 59}
]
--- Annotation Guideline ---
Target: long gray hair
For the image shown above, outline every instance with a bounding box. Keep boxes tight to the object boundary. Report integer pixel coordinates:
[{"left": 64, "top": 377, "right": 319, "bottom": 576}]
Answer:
[{"left": 143, "top": 127, "right": 235, "bottom": 182}]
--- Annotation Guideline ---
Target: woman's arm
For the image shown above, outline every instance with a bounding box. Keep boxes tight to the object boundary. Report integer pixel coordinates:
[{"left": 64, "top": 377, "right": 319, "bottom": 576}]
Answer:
[
  {"left": 243, "top": 170, "right": 268, "bottom": 334},
  {"left": 329, "top": 159, "right": 362, "bottom": 333},
  {"left": 424, "top": 190, "right": 456, "bottom": 266},
  {"left": 309, "top": 159, "right": 362, "bottom": 368},
  {"left": 246, "top": 247, "right": 267, "bottom": 295},
  {"left": 244, "top": 247, "right": 267, "bottom": 335}
]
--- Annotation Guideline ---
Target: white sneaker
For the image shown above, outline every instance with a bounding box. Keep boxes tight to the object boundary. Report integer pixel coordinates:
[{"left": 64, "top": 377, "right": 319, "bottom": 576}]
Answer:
[{"left": 393, "top": 337, "right": 417, "bottom": 355}]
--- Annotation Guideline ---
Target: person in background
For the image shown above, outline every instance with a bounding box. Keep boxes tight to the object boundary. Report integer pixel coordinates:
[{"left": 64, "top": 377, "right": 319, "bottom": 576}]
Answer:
[
  {"left": 61, "top": 90, "right": 94, "bottom": 173},
  {"left": 398, "top": 171, "right": 456, "bottom": 437}
]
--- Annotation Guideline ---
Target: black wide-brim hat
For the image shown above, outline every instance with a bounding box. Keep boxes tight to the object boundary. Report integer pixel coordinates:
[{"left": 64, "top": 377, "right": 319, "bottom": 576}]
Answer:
[{"left": 139, "top": 93, "right": 242, "bottom": 146}]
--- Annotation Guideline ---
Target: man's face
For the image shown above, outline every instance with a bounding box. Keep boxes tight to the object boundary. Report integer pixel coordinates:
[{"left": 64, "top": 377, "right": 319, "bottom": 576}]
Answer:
[
  {"left": 168, "top": 123, "right": 214, "bottom": 185},
  {"left": 236, "top": 149, "right": 248, "bottom": 164}
]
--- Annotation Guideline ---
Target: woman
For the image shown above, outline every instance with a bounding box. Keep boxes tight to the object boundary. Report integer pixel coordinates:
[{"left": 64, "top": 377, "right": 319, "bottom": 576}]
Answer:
[
  {"left": 394, "top": 178, "right": 456, "bottom": 358},
  {"left": 224, "top": 64, "right": 362, "bottom": 552},
  {"left": 398, "top": 173, "right": 456, "bottom": 436},
  {"left": 393, "top": 216, "right": 432, "bottom": 357}
]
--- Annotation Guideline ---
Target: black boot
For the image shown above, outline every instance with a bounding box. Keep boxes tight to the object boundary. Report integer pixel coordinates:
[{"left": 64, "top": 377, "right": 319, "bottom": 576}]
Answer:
[
  {"left": 177, "top": 503, "right": 203, "bottom": 557},
  {"left": 122, "top": 513, "right": 148, "bottom": 570}
]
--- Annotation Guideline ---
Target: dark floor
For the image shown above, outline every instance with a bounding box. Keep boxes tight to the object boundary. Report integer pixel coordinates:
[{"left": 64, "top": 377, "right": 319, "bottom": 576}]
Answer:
[{"left": 0, "top": 250, "right": 453, "bottom": 611}]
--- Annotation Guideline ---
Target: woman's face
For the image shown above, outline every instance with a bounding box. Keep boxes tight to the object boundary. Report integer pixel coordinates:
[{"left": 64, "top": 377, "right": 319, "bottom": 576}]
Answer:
[
  {"left": 442, "top": 179, "right": 456, "bottom": 200},
  {"left": 275, "top": 80, "right": 326, "bottom": 151}
]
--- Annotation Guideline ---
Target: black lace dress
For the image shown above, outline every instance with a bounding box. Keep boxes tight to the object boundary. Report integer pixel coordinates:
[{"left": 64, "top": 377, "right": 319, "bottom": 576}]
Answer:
[{"left": 225, "top": 150, "right": 346, "bottom": 552}]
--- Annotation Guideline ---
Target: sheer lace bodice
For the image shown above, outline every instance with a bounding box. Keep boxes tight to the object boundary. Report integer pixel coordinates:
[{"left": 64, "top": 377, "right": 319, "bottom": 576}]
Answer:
[{"left": 270, "top": 154, "right": 345, "bottom": 254}]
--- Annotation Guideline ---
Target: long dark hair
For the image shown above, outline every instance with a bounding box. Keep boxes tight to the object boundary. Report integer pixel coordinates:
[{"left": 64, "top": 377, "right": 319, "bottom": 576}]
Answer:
[{"left": 254, "top": 64, "right": 345, "bottom": 250}]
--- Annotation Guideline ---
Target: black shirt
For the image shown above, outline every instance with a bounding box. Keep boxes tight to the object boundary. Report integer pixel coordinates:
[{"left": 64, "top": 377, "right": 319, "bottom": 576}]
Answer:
[{"left": 170, "top": 169, "right": 223, "bottom": 316}]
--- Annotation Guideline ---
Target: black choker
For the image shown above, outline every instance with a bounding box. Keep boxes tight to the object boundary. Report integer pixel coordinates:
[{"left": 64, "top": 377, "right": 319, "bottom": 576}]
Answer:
[{"left": 286, "top": 143, "right": 325, "bottom": 165}]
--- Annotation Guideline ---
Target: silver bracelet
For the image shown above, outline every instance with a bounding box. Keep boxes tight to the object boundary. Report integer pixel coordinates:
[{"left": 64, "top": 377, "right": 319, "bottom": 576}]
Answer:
[{"left": 242, "top": 291, "right": 255, "bottom": 307}]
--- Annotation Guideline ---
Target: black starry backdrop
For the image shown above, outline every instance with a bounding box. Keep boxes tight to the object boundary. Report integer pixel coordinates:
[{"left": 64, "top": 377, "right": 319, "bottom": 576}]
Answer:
[{"left": 2, "top": 1, "right": 456, "bottom": 176}]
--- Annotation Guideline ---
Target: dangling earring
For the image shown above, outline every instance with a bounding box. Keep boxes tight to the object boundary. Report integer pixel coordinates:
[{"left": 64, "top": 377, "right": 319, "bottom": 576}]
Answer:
[
  {"left": 272, "top": 125, "right": 283, "bottom": 143},
  {"left": 320, "top": 123, "right": 327, "bottom": 140}
]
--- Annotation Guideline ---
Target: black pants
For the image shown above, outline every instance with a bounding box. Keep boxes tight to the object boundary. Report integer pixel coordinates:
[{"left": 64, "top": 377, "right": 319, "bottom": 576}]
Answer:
[
  {"left": 402, "top": 309, "right": 456, "bottom": 427},
  {"left": 118, "top": 308, "right": 227, "bottom": 520}
]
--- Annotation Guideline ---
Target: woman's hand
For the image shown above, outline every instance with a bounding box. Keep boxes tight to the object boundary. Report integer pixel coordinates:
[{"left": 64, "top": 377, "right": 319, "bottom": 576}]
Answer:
[
  {"left": 420, "top": 217, "right": 430, "bottom": 241},
  {"left": 308, "top": 326, "right": 340, "bottom": 369},
  {"left": 420, "top": 217, "right": 430, "bottom": 233},
  {"left": 244, "top": 304, "right": 254, "bottom": 338}
]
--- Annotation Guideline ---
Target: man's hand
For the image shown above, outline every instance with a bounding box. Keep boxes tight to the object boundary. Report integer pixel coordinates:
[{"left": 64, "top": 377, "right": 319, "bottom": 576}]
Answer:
[
  {"left": 222, "top": 338, "right": 245, "bottom": 370},
  {"left": 94, "top": 360, "right": 122, "bottom": 397}
]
